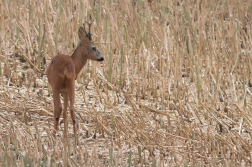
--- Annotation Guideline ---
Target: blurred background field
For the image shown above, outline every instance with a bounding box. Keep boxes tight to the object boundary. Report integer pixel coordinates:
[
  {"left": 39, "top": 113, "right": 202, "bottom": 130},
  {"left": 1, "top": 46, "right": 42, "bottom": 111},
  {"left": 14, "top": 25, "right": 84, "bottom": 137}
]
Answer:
[{"left": 1, "top": 0, "right": 252, "bottom": 166}]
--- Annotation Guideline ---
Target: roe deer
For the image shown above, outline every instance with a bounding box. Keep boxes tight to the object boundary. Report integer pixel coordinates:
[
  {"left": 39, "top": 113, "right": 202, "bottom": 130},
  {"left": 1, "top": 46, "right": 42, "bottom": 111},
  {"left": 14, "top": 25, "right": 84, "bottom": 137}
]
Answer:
[{"left": 47, "top": 22, "right": 104, "bottom": 137}]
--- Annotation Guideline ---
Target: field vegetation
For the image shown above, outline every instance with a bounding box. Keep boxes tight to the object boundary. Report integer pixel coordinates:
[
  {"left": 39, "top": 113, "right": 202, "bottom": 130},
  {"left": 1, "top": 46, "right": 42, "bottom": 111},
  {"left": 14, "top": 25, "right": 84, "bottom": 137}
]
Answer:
[{"left": 0, "top": 0, "right": 252, "bottom": 166}]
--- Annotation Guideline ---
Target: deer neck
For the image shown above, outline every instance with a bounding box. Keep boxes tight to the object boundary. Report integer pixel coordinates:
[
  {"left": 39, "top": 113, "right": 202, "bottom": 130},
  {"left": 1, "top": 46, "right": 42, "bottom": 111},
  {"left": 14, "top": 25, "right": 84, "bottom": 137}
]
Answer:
[{"left": 71, "top": 44, "right": 87, "bottom": 76}]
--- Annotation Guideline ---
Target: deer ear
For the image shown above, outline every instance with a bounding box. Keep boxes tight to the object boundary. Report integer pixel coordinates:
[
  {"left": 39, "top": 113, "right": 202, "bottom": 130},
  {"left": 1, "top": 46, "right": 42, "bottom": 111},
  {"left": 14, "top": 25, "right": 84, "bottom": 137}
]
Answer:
[{"left": 78, "top": 27, "right": 87, "bottom": 41}]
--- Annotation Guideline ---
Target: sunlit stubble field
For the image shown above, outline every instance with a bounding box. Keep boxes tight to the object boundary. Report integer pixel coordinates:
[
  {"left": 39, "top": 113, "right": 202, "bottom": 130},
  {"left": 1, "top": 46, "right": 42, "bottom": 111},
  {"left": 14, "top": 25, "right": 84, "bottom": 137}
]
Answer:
[{"left": 1, "top": 0, "right": 252, "bottom": 166}]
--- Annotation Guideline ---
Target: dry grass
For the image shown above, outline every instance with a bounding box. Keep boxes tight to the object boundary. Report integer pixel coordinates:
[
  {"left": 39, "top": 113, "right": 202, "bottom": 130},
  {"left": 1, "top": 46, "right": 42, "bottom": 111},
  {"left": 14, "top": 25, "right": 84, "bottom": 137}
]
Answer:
[{"left": 1, "top": 0, "right": 252, "bottom": 166}]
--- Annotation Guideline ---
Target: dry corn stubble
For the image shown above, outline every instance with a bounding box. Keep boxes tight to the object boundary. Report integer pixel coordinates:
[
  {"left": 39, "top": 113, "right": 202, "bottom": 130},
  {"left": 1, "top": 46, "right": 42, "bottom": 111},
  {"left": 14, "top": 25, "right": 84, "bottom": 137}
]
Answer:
[{"left": 0, "top": 0, "right": 252, "bottom": 166}]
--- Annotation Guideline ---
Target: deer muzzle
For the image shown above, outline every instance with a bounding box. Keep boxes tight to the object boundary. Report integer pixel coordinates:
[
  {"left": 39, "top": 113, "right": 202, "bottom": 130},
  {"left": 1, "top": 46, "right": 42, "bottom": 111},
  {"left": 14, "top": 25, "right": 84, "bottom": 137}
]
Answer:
[{"left": 98, "top": 57, "right": 104, "bottom": 61}]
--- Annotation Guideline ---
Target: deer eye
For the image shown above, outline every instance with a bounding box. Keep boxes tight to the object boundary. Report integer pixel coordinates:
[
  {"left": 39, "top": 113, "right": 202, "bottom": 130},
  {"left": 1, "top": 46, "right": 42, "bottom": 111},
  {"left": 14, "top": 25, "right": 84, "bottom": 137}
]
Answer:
[{"left": 92, "top": 47, "right": 96, "bottom": 51}]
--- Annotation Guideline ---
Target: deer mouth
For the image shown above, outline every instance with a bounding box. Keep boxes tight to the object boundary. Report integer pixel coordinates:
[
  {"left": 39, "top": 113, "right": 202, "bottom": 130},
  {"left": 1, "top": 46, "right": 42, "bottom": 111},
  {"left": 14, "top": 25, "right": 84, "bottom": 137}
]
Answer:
[{"left": 98, "top": 57, "right": 104, "bottom": 61}]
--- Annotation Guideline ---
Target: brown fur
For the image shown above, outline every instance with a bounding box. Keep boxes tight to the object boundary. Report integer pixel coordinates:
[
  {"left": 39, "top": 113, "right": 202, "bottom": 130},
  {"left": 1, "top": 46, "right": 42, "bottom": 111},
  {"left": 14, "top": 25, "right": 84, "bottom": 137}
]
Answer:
[{"left": 47, "top": 24, "right": 104, "bottom": 137}]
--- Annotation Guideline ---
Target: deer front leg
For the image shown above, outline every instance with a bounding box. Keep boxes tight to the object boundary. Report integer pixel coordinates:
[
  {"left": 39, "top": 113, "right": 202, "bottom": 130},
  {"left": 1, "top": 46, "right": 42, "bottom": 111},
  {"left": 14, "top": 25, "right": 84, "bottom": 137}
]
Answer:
[
  {"left": 68, "top": 81, "right": 77, "bottom": 136},
  {"left": 69, "top": 99, "right": 76, "bottom": 135}
]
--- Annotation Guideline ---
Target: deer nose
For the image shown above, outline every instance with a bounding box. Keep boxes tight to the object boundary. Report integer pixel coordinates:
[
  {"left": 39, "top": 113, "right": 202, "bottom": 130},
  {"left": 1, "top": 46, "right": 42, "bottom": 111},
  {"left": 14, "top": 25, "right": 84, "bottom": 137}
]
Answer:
[{"left": 98, "top": 57, "right": 104, "bottom": 61}]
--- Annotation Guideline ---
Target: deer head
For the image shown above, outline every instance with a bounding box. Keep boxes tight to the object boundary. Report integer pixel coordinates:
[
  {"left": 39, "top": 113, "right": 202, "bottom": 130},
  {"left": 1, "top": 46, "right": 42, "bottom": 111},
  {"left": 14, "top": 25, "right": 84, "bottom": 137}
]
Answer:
[{"left": 78, "top": 22, "right": 104, "bottom": 61}]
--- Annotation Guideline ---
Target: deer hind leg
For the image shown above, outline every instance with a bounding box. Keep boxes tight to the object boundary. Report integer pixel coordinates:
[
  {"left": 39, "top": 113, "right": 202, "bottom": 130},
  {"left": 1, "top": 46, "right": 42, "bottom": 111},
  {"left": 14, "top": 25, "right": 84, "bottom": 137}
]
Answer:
[
  {"left": 67, "top": 80, "right": 77, "bottom": 135},
  {"left": 53, "top": 89, "right": 62, "bottom": 133},
  {"left": 63, "top": 91, "right": 68, "bottom": 138}
]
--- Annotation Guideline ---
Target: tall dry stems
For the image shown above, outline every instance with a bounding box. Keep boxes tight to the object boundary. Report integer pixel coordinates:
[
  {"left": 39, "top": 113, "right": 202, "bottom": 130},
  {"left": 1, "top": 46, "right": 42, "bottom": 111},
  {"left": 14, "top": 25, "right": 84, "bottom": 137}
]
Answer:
[{"left": 0, "top": 0, "right": 252, "bottom": 166}]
